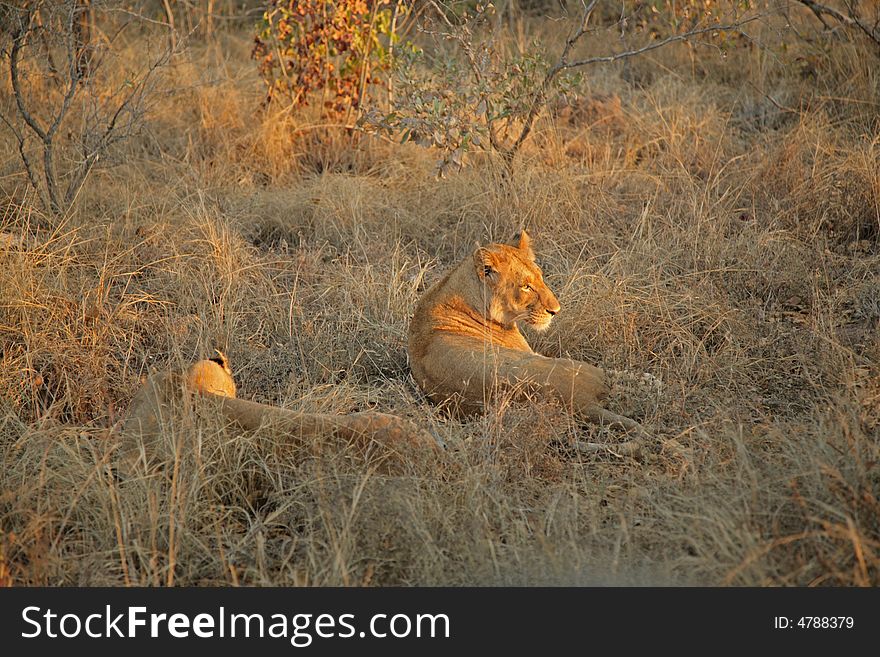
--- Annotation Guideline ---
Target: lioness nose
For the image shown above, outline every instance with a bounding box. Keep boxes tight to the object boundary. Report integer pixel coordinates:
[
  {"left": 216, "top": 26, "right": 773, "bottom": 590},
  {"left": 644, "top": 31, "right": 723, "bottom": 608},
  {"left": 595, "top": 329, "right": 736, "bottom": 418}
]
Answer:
[{"left": 547, "top": 307, "right": 559, "bottom": 316}]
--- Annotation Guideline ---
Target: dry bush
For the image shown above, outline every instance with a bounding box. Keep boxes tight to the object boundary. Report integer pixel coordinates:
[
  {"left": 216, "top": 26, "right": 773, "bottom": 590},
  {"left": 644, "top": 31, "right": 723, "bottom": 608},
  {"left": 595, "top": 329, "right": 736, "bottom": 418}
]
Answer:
[
  {"left": 0, "top": 1, "right": 177, "bottom": 218},
  {"left": 1, "top": 5, "right": 878, "bottom": 587},
  {"left": 252, "top": 0, "right": 402, "bottom": 113}
]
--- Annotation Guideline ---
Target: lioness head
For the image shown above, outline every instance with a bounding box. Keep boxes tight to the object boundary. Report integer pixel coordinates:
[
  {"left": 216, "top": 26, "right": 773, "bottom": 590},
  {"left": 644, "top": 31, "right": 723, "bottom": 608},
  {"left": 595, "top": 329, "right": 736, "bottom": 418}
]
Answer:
[{"left": 474, "top": 230, "right": 561, "bottom": 331}]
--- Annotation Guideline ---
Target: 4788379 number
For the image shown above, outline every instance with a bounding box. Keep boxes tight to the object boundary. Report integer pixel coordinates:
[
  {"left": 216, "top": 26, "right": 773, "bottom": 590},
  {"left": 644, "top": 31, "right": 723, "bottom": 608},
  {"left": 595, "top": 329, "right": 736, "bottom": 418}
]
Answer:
[{"left": 774, "top": 617, "right": 854, "bottom": 629}]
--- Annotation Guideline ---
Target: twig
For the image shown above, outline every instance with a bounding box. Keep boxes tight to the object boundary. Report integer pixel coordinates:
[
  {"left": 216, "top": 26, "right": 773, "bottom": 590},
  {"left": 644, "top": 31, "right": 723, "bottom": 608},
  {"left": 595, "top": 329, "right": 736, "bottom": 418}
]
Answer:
[
  {"left": 796, "top": 0, "right": 880, "bottom": 48},
  {"left": 745, "top": 80, "right": 799, "bottom": 115},
  {"left": 0, "top": 112, "right": 49, "bottom": 211},
  {"left": 386, "top": 0, "right": 406, "bottom": 106},
  {"left": 501, "top": 0, "right": 600, "bottom": 165},
  {"left": 424, "top": 0, "right": 505, "bottom": 150},
  {"left": 563, "top": 19, "right": 763, "bottom": 69}
]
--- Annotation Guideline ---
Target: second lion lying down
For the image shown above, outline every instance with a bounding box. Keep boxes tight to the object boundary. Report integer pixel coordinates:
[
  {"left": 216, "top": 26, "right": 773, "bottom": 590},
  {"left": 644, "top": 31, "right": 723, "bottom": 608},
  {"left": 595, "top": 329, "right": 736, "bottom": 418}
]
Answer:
[
  {"left": 407, "top": 231, "right": 647, "bottom": 454},
  {"left": 120, "top": 350, "right": 440, "bottom": 472}
]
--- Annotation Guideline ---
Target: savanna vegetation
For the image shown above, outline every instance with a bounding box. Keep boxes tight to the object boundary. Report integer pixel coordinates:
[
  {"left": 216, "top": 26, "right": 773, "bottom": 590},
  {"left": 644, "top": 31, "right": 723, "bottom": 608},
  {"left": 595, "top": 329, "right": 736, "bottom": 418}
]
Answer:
[{"left": 0, "top": 0, "right": 878, "bottom": 586}]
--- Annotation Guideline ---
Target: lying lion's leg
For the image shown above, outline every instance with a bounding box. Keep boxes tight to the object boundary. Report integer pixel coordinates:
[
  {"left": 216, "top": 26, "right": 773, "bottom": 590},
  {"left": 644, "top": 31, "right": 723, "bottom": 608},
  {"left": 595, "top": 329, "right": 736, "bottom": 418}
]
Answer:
[{"left": 420, "top": 341, "right": 609, "bottom": 413}]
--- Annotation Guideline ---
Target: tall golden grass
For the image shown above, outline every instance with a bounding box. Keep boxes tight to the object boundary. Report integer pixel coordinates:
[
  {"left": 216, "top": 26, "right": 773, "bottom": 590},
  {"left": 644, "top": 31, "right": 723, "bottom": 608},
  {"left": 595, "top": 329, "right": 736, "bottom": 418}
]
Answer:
[{"left": 0, "top": 9, "right": 877, "bottom": 586}]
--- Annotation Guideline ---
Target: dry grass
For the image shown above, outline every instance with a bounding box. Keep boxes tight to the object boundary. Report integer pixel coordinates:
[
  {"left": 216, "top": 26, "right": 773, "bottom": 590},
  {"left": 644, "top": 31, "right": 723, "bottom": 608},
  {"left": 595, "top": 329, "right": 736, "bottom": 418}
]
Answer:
[{"left": 1, "top": 11, "right": 878, "bottom": 586}]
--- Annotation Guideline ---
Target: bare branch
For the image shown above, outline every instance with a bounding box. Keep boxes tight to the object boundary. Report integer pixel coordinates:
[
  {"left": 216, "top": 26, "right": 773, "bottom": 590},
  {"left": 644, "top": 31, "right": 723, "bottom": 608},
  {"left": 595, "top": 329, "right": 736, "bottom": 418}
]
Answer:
[
  {"left": 562, "top": 18, "right": 764, "bottom": 70},
  {"left": 797, "top": 0, "right": 852, "bottom": 26},
  {"left": 64, "top": 26, "right": 178, "bottom": 207},
  {"left": 796, "top": 0, "right": 880, "bottom": 47},
  {"left": 40, "top": 1, "right": 85, "bottom": 212},
  {"left": 559, "top": 0, "right": 600, "bottom": 67},
  {"left": 0, "top": 111, "right": 49, "bottom": 211},
  {"left": 840, "top": 0, "right": 880, "bottom": 47},
  {"left": 9, "top": 18, "right": 48, "bottom": 142}
]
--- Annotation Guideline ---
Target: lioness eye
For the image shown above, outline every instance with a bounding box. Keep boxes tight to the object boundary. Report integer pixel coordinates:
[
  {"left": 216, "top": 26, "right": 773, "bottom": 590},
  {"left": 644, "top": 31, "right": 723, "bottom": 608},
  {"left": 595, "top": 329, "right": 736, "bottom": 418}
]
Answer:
[{"left": 521, "top": 284, "right": 532, "bottom": 292}]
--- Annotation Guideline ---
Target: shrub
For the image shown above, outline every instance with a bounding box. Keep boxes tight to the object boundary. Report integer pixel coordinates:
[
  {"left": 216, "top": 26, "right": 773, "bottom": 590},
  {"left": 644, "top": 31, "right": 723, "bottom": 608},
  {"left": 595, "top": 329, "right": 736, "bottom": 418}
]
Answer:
[{"left": 252, "top": 0, "right": 405, "bottom": 116}]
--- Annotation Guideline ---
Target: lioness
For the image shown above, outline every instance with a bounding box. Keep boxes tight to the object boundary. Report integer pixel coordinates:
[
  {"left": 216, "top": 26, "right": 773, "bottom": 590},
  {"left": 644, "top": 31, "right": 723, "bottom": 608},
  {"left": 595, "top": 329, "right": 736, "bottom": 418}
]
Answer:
[
  {"left": 120, "top": 354, "right": 440, "bottom": 471},
  {"left": 408, "top": 231, "right": 647, "bottom": 454}
]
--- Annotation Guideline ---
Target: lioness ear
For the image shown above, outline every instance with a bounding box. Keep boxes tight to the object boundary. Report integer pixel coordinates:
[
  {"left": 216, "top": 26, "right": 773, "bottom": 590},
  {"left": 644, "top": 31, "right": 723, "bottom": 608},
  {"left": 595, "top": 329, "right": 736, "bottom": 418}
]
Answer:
[
  {"left": 474, "top": 247, "right": 498, "bottom": 281},
  {"left": 513, "top": 230, "right": 535, "bottom": 260}
]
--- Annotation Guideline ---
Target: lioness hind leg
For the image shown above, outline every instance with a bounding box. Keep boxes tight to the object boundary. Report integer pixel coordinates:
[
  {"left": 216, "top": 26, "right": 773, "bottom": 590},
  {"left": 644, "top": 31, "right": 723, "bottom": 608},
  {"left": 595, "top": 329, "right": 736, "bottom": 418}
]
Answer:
[
  {"left": 504, "top": 354, "right": 651, "bottom": 455},
  {"left": 588, "top": 406, "right": 647, "bottom": 434},
  {"left": 573, "top": 406, "right": 650, "bottom": 456}
]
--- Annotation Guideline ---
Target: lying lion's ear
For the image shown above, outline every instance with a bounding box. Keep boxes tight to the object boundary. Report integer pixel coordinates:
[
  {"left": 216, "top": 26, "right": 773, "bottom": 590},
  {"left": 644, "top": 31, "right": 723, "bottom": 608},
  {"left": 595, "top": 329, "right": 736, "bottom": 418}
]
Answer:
[
  {"left": 513, "top": 230, "right": 535, "bottom": 260},
  {"left": 474, "top": 247, "right": 498, "bottom": 281}
]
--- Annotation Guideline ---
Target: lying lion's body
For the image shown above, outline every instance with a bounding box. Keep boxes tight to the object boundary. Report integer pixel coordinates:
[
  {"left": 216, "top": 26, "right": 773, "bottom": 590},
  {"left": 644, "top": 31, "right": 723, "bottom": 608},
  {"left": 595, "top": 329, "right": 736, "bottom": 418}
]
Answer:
[
  {"left": 408, "top": 232, "right": 646, "bottom": 454},
  {"left": 120, "top": 358, "right": 439, "bottom": 472}
]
